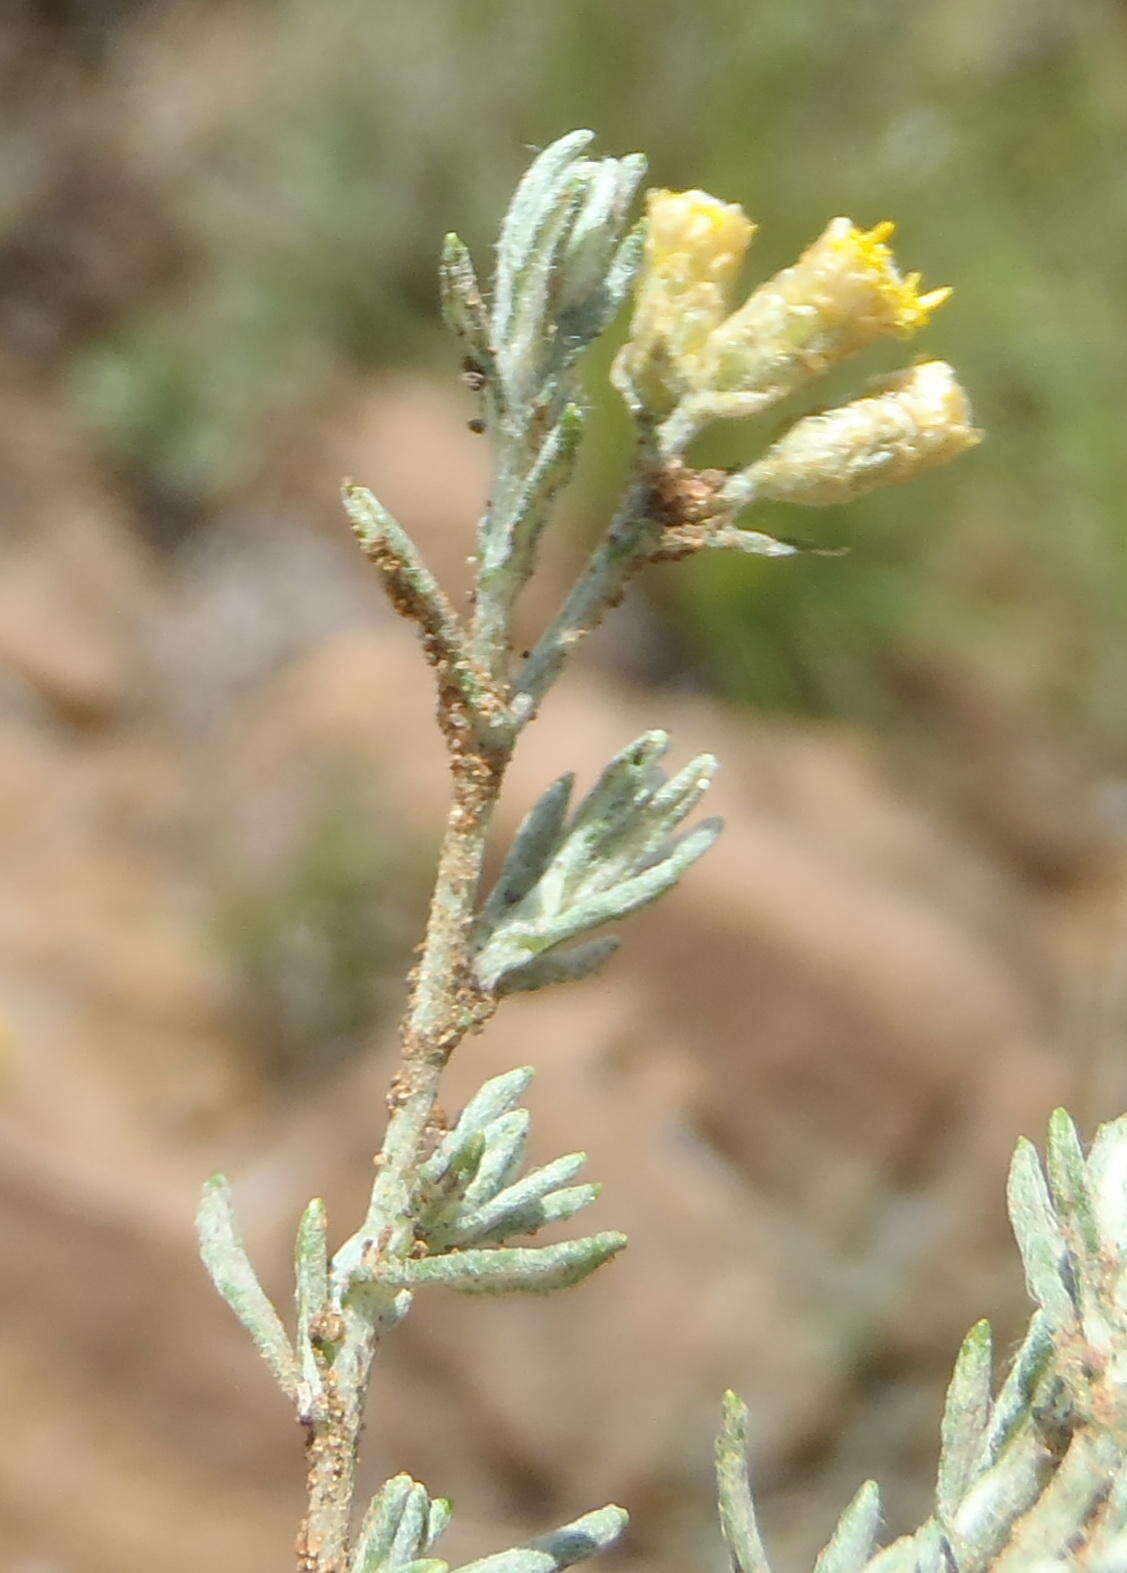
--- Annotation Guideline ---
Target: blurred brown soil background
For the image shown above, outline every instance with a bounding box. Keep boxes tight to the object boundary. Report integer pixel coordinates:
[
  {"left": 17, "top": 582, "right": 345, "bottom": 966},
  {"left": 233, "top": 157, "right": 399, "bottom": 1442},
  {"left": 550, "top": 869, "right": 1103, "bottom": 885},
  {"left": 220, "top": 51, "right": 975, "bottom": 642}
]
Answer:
[{"left": 3, "top": 4, "right": 1127, "bottom": 1572}]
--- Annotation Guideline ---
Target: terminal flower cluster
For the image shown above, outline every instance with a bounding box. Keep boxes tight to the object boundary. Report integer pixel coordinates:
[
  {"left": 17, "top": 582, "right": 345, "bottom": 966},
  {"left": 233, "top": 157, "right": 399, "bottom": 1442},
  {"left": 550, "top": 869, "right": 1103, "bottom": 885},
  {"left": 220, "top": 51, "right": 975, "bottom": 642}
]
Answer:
[{"left": 614, "top": 187, "right": 979, "bottom": 509}]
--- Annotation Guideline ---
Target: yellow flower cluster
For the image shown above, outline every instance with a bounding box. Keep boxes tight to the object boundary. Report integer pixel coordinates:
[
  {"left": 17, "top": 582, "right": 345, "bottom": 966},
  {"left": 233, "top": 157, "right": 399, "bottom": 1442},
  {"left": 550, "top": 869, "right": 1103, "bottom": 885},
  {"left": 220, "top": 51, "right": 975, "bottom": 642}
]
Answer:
[
  {"left": 613, "top": 184, "right": 976, "bottom": 500},
  {"left": 616, "top": 191, "right": 950, "bottom": 409}
]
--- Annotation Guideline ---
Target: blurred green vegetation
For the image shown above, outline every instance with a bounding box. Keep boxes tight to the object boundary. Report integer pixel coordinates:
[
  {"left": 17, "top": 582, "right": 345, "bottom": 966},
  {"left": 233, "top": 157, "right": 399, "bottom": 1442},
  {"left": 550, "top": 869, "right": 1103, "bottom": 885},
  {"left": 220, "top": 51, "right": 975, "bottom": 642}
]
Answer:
[
  {"left": 213, "top": 764, "right": 427, "bottom": 1087},
  {"left": 45, "top": 0, "right": 1127, "bottom": 749}
]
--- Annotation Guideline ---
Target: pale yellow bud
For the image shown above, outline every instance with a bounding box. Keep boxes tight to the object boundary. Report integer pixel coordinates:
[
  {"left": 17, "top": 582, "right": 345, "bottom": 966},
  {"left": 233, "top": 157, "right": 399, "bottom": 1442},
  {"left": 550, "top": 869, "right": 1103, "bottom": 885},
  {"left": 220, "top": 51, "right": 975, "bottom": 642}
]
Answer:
[
  {"left": 723, "top": 361, "right": 980, "bottom": 509},
  {"left": 612, "top": 189, "right": 755, "bottom": 412},
  {"left": 694, "top": 218, "right": 952, "bottom": 407}
]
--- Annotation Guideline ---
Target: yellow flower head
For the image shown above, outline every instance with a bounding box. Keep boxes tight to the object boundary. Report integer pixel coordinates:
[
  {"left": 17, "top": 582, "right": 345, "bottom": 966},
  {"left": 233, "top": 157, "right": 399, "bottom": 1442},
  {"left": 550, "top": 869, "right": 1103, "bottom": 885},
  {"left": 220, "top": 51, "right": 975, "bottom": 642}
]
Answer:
[
  {"left": 726, "top": 361, "right": 980, "bottom": 509},
  {"left": 612, "top": 189, "right": 755, "bottom": 413},
  {"left": 694, "top": 215, "right": 953, "bottom": 405}
]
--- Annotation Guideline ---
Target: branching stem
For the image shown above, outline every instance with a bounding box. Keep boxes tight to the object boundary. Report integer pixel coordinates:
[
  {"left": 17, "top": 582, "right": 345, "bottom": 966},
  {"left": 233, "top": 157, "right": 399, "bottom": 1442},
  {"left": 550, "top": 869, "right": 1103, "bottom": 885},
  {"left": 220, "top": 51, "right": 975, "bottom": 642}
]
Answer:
[
  {"left": 510, "top": 472, "right": 662, "bottom": 725},
  {"left": 298, "top": 716, "right": 510, "bottom": 1572}
]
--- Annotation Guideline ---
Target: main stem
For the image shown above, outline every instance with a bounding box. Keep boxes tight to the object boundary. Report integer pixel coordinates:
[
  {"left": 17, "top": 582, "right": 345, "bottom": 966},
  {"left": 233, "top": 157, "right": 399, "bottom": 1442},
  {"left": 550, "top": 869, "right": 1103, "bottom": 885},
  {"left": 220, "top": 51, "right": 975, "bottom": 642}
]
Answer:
[{"left": 299, "top": 746, "right": 508, "bottom": 1573}]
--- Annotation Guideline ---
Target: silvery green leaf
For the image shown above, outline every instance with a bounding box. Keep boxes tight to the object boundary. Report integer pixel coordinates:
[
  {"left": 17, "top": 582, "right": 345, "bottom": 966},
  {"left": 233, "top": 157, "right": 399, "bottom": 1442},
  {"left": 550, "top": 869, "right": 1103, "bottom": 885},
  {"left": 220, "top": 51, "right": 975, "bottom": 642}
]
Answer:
[
  {"left": 382, "top": 1232, "right": 626, "bottom": 1295},
  {"left": 937, "top": 1319, "right": 992, "bottom": 1522},
  {"left": 475, "top": 732, "right": 719, "bottom": 990},
  {"left": 980, "top": 1311, "right": 1053, "bottom": 1463},
  {"left": 433, "top": 1152, "right": 588, "bottom": 1249},
  {"left": 478, "top": 776, "right": 575, "bottom": 933},
  {"left": 557, "top": 155, "right": 645, "bottom": 317},
  {"left": 715, "top": 1391, "right": 772, "bottom": 1573},
  {"left": 295, "top": 1197, "right": 330, "bottom": 1405},
  {"left": 568, "top": 817, "right": 722, "bottom": 926},
  {"left": 1087, "top": 1115, "right": 1127, "bottom": 1259},
  {"left": 197, "top": 1174, "right": 299, "bottom": 1401},
  {"left": 426, "top": 1497, "right": 454, "bottom": 1550},
  {"left": 583, "top": 755, "right": 717, "bottom": 894},
  {"left": 418, "top": 1068, "right": 535, "bottom": 1189},
  {"left": 811, "top": 1480, "right": 881, "bottom": 1573},
  {"left": 354, "top": 1475, "right": 419, "bottom": 1573},
  {"left": 498, "top": 166, "right": 589, "bottom": 412},
  {"left": 491, "top": 404, "right": 585, "bottom": 586},
  {"left": 546, "top": 731, "right": 670, "bottom": 899},
  {"left": 449, "top": 1505, "right": 628, "bottom": 1573},
  {"left": 497, "top": 937, "right": 620, "bottom": 996},
  {"left": 439, "top": 233, "right": 491, "bottom": 366},
  {"left": 472, "top": 1183, "right": 602, "bottom": 1244},
  {"left": 390, "top": 1482, "right": 432, "bottom": 1570},
  {"left": 560, "top": 220, "right": 645, "bottom": 351},
  {"left": 475, "top": 819, "right": 720, "bottom": 990},
  {"left": 1047, "top": 1108, "right": 1100, "bottom": 1261},
  {"left": 1007, "top": 1138, "right": 1078, "bottom": 1336},
  {"left": 461, "top": 1109, "right": 530, "bottom": 1208},
  {"left": 493, "top": 132, "right": 596, "bottom": 352}
]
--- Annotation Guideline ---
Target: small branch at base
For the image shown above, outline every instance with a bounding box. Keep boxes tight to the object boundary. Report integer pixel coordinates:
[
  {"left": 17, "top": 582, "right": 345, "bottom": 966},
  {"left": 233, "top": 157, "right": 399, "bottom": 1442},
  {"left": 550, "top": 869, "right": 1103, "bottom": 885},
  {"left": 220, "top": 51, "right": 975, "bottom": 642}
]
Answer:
[{"left": 344, "top": 482, "right": 507, "bottom": 749}]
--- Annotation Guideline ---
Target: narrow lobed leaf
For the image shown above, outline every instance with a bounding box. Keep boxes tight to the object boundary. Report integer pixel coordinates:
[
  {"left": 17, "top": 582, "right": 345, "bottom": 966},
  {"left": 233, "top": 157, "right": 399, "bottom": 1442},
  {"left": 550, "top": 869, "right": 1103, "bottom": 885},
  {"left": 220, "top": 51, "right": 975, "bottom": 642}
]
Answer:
[
  {"left": 562, "top": 213, "right": 646, "bottom": 349},
  {"left": 1007, "top": 1138, "right": 1077, "bottom": 1336},
  {"left": 548, "top": 730, "right": 670, "bottom": 896},
  {"left": 715, "top": 1391, "right": 773, "bottom": 1573},
  {"left": 478, "top": 777, "right": 575, "bottom": 934},
  {"left": 1087, "top": 1115, "right": 1127, "bottom": 1260},
  {"left": 198, "top": 1174, "right": 299, "bottom": 1401},
  {"left": 580, "top": 754, "right": 717, "bottom": 895},
  {"left": 497, "top": 167, "right": 589, "bottom": 411},
  {"left": 437, "top": 1153, "right": 589, "bottom": 1248},
  {"left": 545, "top": 817, "right": 723, "bottom": 945},
  {"left": 295, "top": 1197, "right": 330, "bottom": 1402},
  {"left": 461, "top": 1109, "right": 531, "bottom": 1209},
  {"left": 449, "top": 1505, "right": 628, "bottom": 1573},
  {"left": 979, "top": 1311, "right": 1055, "bottom": 1466},
  {"left": 493, "top": 131, "right": 596, "bottom": 349},
  {"left": 1046, "top": 1107, "right": 1101, "bottom": 1270},
  {"left": 354, "top": 1475, "right": 417, "bottom": 1573},
  {"left": 384, "top": 1232, "right": 627, "bottom": 1296},
  {"left": 426, "top": 1498, "right": 454, "bottom": 1551},
  {"left": 499, "top": 404, "right": 586, "bottom": 584},
  {"left": 389, "top": 1483, "right": 432, "bottom": 1570},
  {"left": 472, "top": 1183, "right": 603, "bottom": 1245},
  {"left": 419, "top": 1068, "right": 536, "bottom": 1188},
  {"left": 475, "top": 817, "right": 721, "bottom": 989},
  {"left": 494, "top": 937, "right": 621, "bottom": 996},
  {"left": 811, "top": 1480, "right": 882, "bottom": 1573},
  {"left": 557, "top": 155, "right": 645, "bottom": 320},
  {"left": 937, "top": 1319, "right": 993, "bottom": 1522},
  {"left": 439, "top": 233, "right": 491, "bottom": 364}
]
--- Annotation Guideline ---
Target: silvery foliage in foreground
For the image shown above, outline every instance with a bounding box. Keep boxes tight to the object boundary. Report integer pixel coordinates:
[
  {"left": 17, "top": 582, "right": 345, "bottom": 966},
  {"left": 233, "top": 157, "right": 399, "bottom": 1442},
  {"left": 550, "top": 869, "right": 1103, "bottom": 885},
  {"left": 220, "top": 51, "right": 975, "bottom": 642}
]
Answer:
[
  {"left": 197, "top": 132, "right": 988, "bottom": 1573},
  {"left": 716, "top": 1111, "right": 1127, "bottom": 1571}
]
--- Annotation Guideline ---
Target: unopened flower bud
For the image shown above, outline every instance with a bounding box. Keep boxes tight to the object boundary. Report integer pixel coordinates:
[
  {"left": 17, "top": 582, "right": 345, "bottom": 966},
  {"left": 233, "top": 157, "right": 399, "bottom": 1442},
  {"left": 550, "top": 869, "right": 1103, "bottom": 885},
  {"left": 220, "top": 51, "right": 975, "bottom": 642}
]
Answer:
[
  {"left": 722, "top": 361, "right": 980, "bottom": 509},
  {"left": 694, "top": 218, "right": 951, "bottom": 408},
  {"left": 612, "top": 189, "right": 755, "bottom": 413}
]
